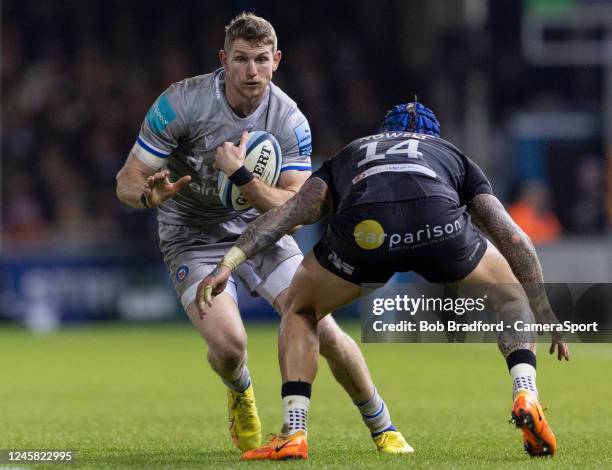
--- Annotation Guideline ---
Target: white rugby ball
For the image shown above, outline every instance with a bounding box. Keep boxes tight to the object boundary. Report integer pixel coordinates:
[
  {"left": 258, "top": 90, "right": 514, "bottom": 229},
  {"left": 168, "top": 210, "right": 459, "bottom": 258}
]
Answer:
[{"left": 218, "top": 131, "right": 282, "bottom": 210}]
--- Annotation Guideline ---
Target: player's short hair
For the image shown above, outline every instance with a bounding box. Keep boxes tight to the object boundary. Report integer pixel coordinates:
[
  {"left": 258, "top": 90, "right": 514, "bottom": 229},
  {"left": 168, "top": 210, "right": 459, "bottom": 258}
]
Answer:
[{"left": 224, "top": 12, "right": 277, "bottom": 52}]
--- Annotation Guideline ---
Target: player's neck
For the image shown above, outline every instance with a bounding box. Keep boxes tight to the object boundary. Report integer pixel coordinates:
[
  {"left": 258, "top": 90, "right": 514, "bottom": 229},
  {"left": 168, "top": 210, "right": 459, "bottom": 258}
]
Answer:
[{"left": 223, "top": 84, "right": 265, "bottom": 118}]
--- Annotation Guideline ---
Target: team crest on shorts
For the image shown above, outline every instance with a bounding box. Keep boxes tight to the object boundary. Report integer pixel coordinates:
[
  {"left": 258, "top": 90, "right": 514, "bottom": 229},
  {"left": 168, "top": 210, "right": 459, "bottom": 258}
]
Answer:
[{"left": 176, "top": 265, "right": 189, "bottom": 282}]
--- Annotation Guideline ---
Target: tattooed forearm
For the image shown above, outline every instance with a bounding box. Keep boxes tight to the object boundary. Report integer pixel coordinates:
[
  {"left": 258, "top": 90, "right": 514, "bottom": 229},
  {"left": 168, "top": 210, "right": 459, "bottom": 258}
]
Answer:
[
  {"left": 236, "top": 178, "right": 332, "bottom": 258},
  {"left": 470, "top": 194, "right": 544, "bottom": 288},
  {"left": 469, "top": 193, "right": 558, "bottom": 327},
  {"left": 470, "top": 195, "right": 569, "bottom": 357}
]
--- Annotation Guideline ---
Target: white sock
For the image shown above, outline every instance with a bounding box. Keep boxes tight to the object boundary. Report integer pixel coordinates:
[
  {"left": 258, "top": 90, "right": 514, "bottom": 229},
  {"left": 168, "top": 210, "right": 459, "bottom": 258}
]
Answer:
[
  {"left": 355, "top": 388, "right": 394, "bottom": 436},
  {"left": 282, "top": 395, "right": 310, "bottom": 436},
  {"left": 223, "top": 366, "right": 251, "bottom": 393},
  {"left": 510, "top": 363, "right": 538, "bottom": 399}
]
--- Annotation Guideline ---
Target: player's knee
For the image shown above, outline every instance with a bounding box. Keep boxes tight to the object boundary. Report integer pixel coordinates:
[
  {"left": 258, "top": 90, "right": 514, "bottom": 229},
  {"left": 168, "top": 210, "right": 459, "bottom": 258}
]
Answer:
[
  {"left": 208, "top": 339, "right": 246, "bottom": 372},
  {"left": 489, "top": 284, "right": 529, "bottom": 311},
  {"left": 284, "top": 301, "right": 319, "bottom": 323},
  {"left": 497, "top": 296, "right": 530, "bottom": 316}
]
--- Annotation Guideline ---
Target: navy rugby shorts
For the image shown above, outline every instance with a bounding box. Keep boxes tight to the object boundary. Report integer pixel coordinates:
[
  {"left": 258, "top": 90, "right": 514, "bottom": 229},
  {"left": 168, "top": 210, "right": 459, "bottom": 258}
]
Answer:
[{"left": 313, "top": 197, "right": 487, "bottom": 285}]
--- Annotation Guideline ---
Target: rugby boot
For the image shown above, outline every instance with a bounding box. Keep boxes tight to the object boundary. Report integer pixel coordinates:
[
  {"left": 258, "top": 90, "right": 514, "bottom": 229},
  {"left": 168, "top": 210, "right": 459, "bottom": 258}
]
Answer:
[
  {"left": 511, "top": 390, "right": 557, "bottom": 457},
  {"left": 240, "top": 431, "right": 308, "bottom": 461},
  {"left": 227, "top": 384, "right": 261, "bottom": 451},
  {"left": 372, "top": 429, "right": 414, "bottom": 454}
]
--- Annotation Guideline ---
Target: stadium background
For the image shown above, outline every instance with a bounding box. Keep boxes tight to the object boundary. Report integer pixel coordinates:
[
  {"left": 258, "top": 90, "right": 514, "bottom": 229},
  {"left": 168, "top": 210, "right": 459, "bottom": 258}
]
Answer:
[{"left": 1, "top": 1, "right": 611, "bottom": 468}]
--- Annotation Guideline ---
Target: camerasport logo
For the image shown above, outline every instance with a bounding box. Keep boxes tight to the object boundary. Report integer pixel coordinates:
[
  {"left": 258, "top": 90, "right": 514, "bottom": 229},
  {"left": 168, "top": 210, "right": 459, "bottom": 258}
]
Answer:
[{"left": 176, "top": 265, "right": 189, "bottom": 282}]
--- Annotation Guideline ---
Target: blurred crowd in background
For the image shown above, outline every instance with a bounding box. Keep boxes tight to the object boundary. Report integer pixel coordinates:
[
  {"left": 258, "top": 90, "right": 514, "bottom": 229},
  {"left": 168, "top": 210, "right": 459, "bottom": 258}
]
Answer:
[{"left": 1, "top": 0, "right": 609, "bottom": 253}]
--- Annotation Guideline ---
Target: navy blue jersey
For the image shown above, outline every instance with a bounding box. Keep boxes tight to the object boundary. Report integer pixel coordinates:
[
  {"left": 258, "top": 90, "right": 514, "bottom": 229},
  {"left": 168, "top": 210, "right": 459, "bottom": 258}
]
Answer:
[{"left": 311, "top": 131, "right": 493, "bottom": 212}]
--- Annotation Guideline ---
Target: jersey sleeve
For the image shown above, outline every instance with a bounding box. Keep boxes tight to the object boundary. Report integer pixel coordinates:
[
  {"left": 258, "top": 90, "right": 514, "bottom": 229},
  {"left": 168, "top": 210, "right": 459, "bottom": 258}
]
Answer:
[
  {"left": 275, "top": 109, "right": 312, "bottom": 173},
  {"left": 130, "top": 83, "right": 189, "bottom": 170},
  {"left": 460, "top": 156, "right": 494, "bottom": 204},
  {"left": 309, "top": 158, "right": 340, "bottom": 210}
]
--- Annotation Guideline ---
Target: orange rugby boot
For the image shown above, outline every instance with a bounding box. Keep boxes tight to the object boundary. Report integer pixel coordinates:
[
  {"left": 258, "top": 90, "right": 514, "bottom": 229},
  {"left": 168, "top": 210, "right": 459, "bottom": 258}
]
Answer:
[
  {"left": 240, "top": 431, "right": 308, "bottom": 461},
  {"left": 511, "top": 391, "right": 557, "bottom": 457}
]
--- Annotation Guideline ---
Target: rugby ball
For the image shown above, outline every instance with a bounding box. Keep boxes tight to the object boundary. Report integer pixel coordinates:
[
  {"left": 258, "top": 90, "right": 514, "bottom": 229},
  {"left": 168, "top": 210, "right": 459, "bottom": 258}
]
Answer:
[{"left": 218, "top": 131, "right": 282, "bottom": 210}]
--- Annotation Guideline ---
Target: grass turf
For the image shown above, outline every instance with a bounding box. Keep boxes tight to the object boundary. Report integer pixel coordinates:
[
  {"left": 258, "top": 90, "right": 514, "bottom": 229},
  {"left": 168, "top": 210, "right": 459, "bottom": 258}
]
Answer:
[{"left": 1, "top": 322, "right": 611, "bottom": 469}]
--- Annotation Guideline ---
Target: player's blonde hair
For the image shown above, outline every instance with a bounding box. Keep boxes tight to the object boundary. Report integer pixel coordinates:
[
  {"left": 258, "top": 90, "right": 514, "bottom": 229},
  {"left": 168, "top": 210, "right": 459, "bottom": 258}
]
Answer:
[{"left": 224, "top": 12, "right": 277, "bottom": 52}]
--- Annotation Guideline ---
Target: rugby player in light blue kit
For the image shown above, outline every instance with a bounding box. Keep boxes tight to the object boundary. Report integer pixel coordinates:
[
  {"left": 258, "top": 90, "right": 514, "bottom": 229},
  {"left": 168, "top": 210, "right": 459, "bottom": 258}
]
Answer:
[{"left": 116, "top": 12, "right": 410, "bottom": 454}]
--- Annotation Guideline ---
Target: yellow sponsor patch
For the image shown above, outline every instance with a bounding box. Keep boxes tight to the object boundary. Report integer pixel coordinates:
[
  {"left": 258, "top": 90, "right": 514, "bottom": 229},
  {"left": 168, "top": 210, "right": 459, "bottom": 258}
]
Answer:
[{"left": 353, "top": 219, "right": 386, "bottom": 250}]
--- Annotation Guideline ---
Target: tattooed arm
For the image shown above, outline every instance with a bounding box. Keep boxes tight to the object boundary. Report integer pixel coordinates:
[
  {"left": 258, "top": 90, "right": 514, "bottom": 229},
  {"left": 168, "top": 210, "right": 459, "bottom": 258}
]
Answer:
[
  {"left": 469, "top": 193, "right": 569, "bottom": 360},
  {"left": 236, "top": 177, "right": 332, "bottom": 258},
  {"left": 470, "top": 194, "right": 544, "bottom": 285},
  {"left": 195, "top": 177, "right": 332, "bottom": 316}
]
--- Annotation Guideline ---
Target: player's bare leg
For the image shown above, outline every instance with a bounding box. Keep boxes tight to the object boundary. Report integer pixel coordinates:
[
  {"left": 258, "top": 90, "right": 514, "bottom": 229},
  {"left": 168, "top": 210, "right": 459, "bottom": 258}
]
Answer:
[
  {"left": 278, "top": 252, "right": 362, "bottom": 384},
  {"left": 273, "top": 277, "right": 373, "bottom": 401},
  {"left": 318, "top": 315, "right": 375, "bottom": 401},
  {"left": 456, "top": 241, "right": 556, "bottom": 456},
  {"left": 242, "top": 253, "right": 412, "bottom": 460},
  {"left": 186, "top": 294, "right": 247, "bottom": 379},
  {"left": 186, "top": 294, "right": 261, "bottom": 452}
]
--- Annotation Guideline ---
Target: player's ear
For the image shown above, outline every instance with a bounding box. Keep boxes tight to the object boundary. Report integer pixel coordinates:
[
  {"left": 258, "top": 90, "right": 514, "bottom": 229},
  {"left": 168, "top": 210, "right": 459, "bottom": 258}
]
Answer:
[
  {"left": 272, "top": 50, "right": 282, "bottom": 71},
  {"left": 219, "top": 49, "right": 228, "bottom": 68}
]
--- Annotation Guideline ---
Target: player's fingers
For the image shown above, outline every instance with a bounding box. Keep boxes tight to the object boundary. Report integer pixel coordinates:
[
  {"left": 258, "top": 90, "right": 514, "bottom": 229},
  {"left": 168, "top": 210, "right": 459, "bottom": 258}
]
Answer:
[
  {"left": 172, "top": 175, "right": 192, "bottom": 191},
  {"left": 562, "top": 344, "right": 570, "bottom": 361},
  {"left": 214, "top": 146, "right": 226, "bottom": 161},
  {"left": 195, "top": 282, "right": 204, "bottom": 316},
  {"left": 204, "top": 285, "right": 213, "bottom": 306},
  {"left": 151, "top": 173, "right": 167, "bottom": 189},
  {"left": 154, "top": 171, "right": 168, "bottom": 182},
  {"left": 238, "top": 131, "right": 249, "bottom": 152},
  {"left": 196, "top": 283, "right": 210, "bottom": 318}
]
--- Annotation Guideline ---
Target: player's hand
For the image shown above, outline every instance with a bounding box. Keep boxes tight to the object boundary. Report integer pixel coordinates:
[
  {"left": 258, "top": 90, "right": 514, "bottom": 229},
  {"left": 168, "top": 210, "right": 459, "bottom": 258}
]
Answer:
[
  {"left": 214, "top": 131, "right": 249, "bottom": 175},
  {"left": 143, "top": 170, "right": 191, "bottom": 208},
  {"left": 527, "top": 291, "right": 569, "bottom": 361},
  {"left": 195, "top": 264, "right": 232, "bottom": 318},
  {"left": 549, "top": 333, "right": 570, "bottom": 361}
]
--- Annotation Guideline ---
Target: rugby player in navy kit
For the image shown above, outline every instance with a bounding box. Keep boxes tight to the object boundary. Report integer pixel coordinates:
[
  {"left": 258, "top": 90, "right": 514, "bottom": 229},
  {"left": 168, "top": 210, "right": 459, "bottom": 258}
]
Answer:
[{"left": 199, "top": 102, "right": 571, "bottom": 461}]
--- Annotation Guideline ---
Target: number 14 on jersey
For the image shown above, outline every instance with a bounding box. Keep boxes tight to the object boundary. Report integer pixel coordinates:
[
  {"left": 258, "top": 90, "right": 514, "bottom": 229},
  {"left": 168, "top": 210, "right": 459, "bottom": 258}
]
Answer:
[{"left": 357, "top": 138, "right": 423, "bottom": 167}]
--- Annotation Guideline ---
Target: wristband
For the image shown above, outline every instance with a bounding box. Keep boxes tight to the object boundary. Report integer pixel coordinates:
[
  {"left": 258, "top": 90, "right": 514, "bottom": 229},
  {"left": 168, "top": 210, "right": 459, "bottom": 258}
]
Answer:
[
  {"left": 228, "top": 166, "right": 254, "bottom": 186},
  {"left": 219, "top": 246, "right": 247, "bottom": 272},
  {"left": 140, "top": 192, "right": 150, "bottom": 208}
]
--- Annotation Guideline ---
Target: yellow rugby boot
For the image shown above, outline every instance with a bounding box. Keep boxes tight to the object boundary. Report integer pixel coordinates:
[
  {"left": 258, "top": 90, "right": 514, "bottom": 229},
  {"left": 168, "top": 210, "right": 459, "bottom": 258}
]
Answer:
[
  {"left": 372, "top": 430, "right": 414, "bottom": 454},
  {"left": 240, "top": 431, "right": 308, "bottom": 461},
  {"left": 227, "top": 384, "right": 261, "bottom": 451},
  {"left": 511, "top": 391, "right": 557, "bottom": 457}
]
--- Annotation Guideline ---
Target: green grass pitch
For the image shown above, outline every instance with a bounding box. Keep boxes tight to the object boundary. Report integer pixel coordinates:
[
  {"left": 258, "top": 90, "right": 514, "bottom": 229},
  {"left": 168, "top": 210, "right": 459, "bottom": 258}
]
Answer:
[{"left": 1, "top": 322, "right": 611, "bottom": 469}]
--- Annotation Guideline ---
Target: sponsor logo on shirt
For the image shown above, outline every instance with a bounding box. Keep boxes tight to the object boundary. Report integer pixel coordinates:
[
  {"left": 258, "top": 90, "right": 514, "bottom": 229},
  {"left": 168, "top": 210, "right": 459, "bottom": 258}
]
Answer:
[
  {"left": 146, "top": 95, "right": 177, "bottom": 134},
  {"left": 354, "top": 219, "right": 386, "bottom": 250},
  {"left": 353, "top": 217, "right": 464, "bottom": 251},
  {"left": 293, "top": 120, "right": 312, "bottom": 156}
]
